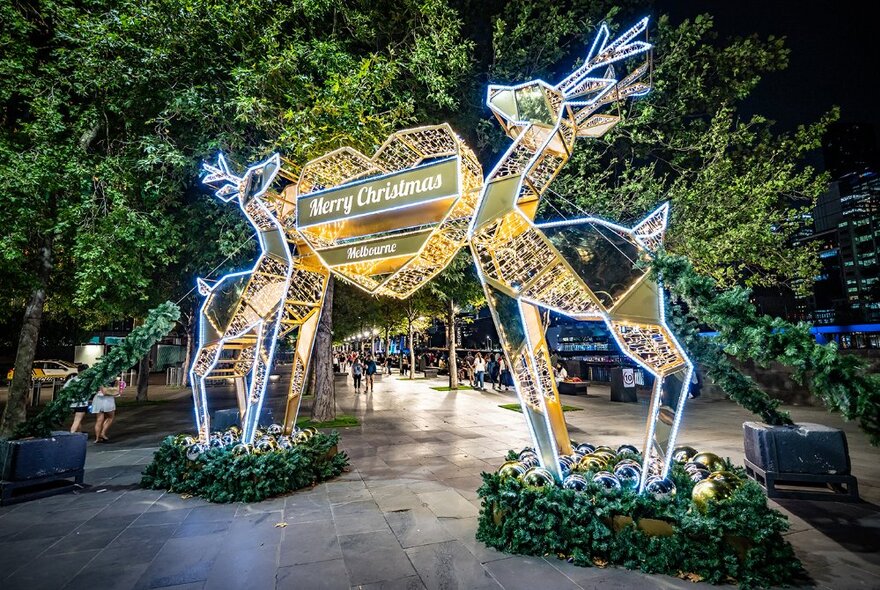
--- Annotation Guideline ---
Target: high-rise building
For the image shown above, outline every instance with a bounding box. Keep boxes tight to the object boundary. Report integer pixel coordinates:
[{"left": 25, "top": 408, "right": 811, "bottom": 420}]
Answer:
[
  {"left": 823, "top": 122, "right": 878, "bottom": 179},
  {"left": 787, "top": 124, "right": 880, "bottom": 346}
]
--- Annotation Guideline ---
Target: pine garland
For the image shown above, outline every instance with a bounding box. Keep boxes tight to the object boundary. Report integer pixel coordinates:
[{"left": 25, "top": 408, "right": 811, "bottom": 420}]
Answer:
[
  {"left": 12, "top": 302, "right": 180, "bottom": 440},
  {"left": 477, "top": 466, "right": 803, "bottom": 589},
  {"left": 651, "top": 253, "right": 880, "bottom": 445},
  {"left": 141, "top": 431, "right": 349, "bottom": 503}
]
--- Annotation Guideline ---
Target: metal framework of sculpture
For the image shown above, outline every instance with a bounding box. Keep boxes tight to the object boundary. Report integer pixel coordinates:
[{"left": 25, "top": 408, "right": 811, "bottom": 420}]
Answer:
[
  {"left": 192, "top": 17, "right": 691, "bottom": 491},
  {"left": 469, "top": 18, "right": 691, "bottom": 488}
]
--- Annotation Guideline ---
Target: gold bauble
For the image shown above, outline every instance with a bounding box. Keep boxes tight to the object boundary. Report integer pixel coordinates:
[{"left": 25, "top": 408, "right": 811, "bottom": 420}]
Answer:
[
  {"left": 708, "top": 470, "right": 741, "bottom": 488},
  {"left": 691, "top": 452, "right": 726, "bottom": 473},
  {"left": 578, "top": 454, "right": 608, "bottom": 472},
  {"left": 691, "top": 479, "right": 732, "bottom": 513}
]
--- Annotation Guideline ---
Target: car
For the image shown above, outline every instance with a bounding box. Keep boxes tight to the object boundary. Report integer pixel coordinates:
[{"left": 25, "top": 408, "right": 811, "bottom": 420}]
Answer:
[{"left": 6, "top": 359, "right": 79, "bottom": 382}]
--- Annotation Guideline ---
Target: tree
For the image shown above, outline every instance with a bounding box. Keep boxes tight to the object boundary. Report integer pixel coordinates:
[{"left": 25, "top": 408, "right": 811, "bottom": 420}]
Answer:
[
  {"left": 428, "top": 251, "right": 486, "bottom": 389},
  {"left": 400, "top": 294, "right": 434, "bottom": 379},
  {"left": 310, "top": 277, "right": 336, "bottom": 422},
  {"left": 0, "top": 0, "right": 476, "bottom": 434}
]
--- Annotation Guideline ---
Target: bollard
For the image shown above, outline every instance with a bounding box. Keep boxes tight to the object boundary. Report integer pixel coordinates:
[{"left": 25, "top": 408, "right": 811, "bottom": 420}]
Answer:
[{"left": 30, "top": 380, "right": 42, "bottom": 407}]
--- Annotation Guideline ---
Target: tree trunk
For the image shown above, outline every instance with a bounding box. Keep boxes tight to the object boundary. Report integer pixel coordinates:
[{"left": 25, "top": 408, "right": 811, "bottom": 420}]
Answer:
[
  {"left": 181, "top": 312, "right": 195, "bottom": 387},
  {"left": 310, "top": 277, "right": 336, "bottom": 422},
  {"left": 408, "top": 319, "right": 416, "bottom": 380},
  {"left": 447, "top": 298, "right": 458, "bottom": 389},
  {"left": 384, "top": 327, "right": 391, "bottom": 367},
  {"left": 137, "top": 353, "right": 150, "bottom": 401},
  {"left": 0, "top": 235, "right": 53, "bottom": 437}
]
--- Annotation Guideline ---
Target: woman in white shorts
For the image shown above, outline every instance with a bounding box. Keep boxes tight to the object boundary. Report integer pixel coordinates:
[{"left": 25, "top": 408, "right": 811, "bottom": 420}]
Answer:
[{"left": 91, "top": 386, "right": 119, "bottom": 443}]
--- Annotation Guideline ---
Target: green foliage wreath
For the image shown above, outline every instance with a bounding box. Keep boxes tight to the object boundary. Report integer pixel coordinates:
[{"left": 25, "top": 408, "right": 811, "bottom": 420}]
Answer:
[
  {"left": 477, "top": 465, "right": 803, "bottom": 589},
  {"left": 652, "top": 253, "right": 880, "bottom": 445},
  {"left": 141, "top": 431, "right": 349, "bottom": 503},
  {"left": 12, "top": 302, "right": 180, "bottom": 440}
]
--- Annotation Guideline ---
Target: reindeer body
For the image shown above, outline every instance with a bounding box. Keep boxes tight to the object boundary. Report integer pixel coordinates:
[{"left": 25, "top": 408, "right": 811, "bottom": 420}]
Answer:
[
  {"left": 192, "top": 155, "right": 308, "bottom": 444},
  {"left": 469, "top": 18, "right": 692, "bottom": 487}
]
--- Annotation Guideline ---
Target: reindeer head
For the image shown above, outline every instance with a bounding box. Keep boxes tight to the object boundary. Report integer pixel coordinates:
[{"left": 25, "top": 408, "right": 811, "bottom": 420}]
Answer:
[
  {"left": 487, "top": 17, "right": 652, "bottom": 141},
  {"left": 202, "top": 153, "right": 281, "bottom": 206}
]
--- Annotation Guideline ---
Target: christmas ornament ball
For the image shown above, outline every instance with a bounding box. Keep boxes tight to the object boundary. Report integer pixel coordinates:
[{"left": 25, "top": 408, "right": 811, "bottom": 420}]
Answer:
[
  {"left": 708, "top": 470, "right": 742, "bottom": 488},
  {"left": 691, "top": 478, "right": 732, "bottom": 513},
  {"left": 575, "top": 443, "right": 596, "bottom": 455},
  {"left": 559, "top": 455, "right": 577, "bottom": 469},
  {"left": 185, "top": 443, "right": 207, "bottom": 461},
  {"left": 562, "top": 473, "right": 588, "bottom": 491},
  {"left": 644, "top": 476, "right": 677, "bottom": 500},
  {"left": 613, "top": 463, "right": 641, "bottom": 490},
  {"left": 593, "top": 471, "right": 622, "bottom": 491},
  {"left": 687, "top": 468, "right": 711, "bottom": 483},
  {"left": 578, "top": 454, "right": 608, "bottom": 472},
  {"left": 231, "top": 443, "right": 252, "bottom": 456},
  {"left": 522, "top": 467, "right": 555, "bottom": 489},
  {"left": 497, "top": 461, "right": 528, "bottom": 479},
  {"left": 683, "top": 461, "right": 710, "bottom": 474},
  {"left": 617, "top": 444, "right": 639, "bottom": 455},
  {"left": 518, "top": 450, "right": 540, "bottom": 467},
  {"left": 614, "top": 458, "right": 642, "bottom": 470},
  {"left": 671, "top": 446, "right": 698, "bottom": 464},
  {"left": 267, "top": 424, "right": 283, "bottom": 435},
  {"left": 691, "top": 452, "right": 726, "bottom": 472}
]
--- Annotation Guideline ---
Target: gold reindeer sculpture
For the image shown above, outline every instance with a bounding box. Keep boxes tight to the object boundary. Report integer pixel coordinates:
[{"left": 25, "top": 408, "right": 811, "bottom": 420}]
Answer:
[
  {"left": 469, "top": 18, "right": 693, "bottom": 488},
  {"left": 191, "top": 18, "right": 693, "bottom": 491}
]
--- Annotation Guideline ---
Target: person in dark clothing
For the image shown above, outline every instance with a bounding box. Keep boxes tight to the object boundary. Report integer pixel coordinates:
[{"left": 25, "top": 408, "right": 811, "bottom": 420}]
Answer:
[{"left": 365, "top": 355, "right": 377, "bottom": 392}]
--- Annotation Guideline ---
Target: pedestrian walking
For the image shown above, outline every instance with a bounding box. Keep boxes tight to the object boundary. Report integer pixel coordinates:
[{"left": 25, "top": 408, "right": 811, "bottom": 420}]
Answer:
[
  {"left": 67, "top": 376, "right": 91, "bottom": 436},
  {"left": 488, "top": 354, "right": 500, "bottom": 390},
  {"left": 352, "top": 357, "right": 364, "bottom": 393},
  {"left": 91, "top": 385, "right": 119, "bottom": 443},
  {"left": 499, "top": 356, "right": 512, "bottom": 391},
  {"left": 365, "top": 354, "right": 377, "bottom": 393},
  {"left": 474, "top": 352, "right": 486, "bottom": 390}
]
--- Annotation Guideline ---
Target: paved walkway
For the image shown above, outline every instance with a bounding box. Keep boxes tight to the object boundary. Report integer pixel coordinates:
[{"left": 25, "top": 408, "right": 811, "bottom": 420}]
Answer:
[{"left": 0, "top": 372, "right": 878, "bottom": 590}]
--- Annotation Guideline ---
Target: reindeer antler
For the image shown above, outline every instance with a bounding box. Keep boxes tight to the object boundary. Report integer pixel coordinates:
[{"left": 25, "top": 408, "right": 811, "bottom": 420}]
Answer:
[
  {"left": 203, "top": 154, "right": 243, "bottom": 202},
  {"left": 558, "top": 17, "right": 651, "bottom": 102}
]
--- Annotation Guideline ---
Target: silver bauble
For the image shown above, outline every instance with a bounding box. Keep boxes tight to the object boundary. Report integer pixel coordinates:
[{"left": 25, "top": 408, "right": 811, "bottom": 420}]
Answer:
[
  {"left": 644, "top": 476, "right": 677, "bottom": 500},
  {"left": 617, "top": 444, "right": 639, "bottom": 456},
  {"left": 185, "top": 443, "right": 207, "bottom": 461},
  {"left": 613, "top": 464, "right": 641, "bottom": 490},
  {"left": 593, "top": 471, "right": 622, "bottom": 491},
  {"left": 562, "top": 473, "right": 588, "bottom": 491}
]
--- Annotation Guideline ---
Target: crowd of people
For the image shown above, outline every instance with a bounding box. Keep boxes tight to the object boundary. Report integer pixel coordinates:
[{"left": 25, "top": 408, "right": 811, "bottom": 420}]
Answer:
[{"left": 335, "top": 349, "right": 516, "bottom": 392}]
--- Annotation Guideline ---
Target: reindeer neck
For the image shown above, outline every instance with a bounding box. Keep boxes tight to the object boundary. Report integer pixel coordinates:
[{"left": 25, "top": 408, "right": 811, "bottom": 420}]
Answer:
[{"left": 474, "top": 122, "right": 574, "bottom": 228}]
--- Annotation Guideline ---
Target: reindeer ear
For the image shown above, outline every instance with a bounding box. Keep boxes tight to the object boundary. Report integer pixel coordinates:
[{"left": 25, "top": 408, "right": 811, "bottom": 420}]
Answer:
[
  {"left": 632, "top": 202, "right": 669, "bottom": 252},
  {"left": 247, "top": 153, "right": 282, "bottom": 199},
  {"left": 196, "top": 278, "right": 213, "bottom": 296}
]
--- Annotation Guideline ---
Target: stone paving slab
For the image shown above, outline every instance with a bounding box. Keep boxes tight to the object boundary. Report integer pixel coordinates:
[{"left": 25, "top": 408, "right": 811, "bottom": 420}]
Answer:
[{"left": 0, "top": 373, "right": 878, "bottom": 589}]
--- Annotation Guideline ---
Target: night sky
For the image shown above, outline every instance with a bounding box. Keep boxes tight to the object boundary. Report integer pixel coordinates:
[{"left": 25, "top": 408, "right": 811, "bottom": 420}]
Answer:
[{"left": 657, "top": 1, "right": 880, "bottom": 142}]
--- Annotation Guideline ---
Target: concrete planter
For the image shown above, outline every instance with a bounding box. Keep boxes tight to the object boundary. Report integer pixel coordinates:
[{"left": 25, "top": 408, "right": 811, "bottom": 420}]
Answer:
[
  {"left": 743, "top": 421, "right": 858, "bottom": 501},
  {"left": 0, "top": 432, "right": 87, "bottom": 505}
]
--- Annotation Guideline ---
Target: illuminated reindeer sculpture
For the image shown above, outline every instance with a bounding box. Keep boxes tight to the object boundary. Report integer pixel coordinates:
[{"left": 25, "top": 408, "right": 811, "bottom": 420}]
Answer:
[
  {"left": 469, "top": 18, "right": 693, "bottom": 488},
  {"left": 190, "top": 18, "right": 693, "bottom": 490},
  {"left": 194, "top": 155, "right": 329, "bottom": 444}
]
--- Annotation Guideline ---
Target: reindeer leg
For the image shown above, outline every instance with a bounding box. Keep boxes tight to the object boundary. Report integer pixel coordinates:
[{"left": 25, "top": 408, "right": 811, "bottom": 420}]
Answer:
[
  {"left": 607, "top": 316, "right": 691, "bottom": 490},
  {"left": 278, "top": 256, "right": 330, "bottom": 434},
  {"left": 241, "top": 313, "right": 283, "bottom": 444},
  {"left": 190, "top": 343, "right": 221, "bottom": 442},
  {"left": 655, "top": 364, "right": 693, "bottom": 480},
  {"left": 483, "top": 283, "right": 571, "bottom": 481},
  {"left": 282, "top": 309, "right": 322, "bottom": 434}
]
